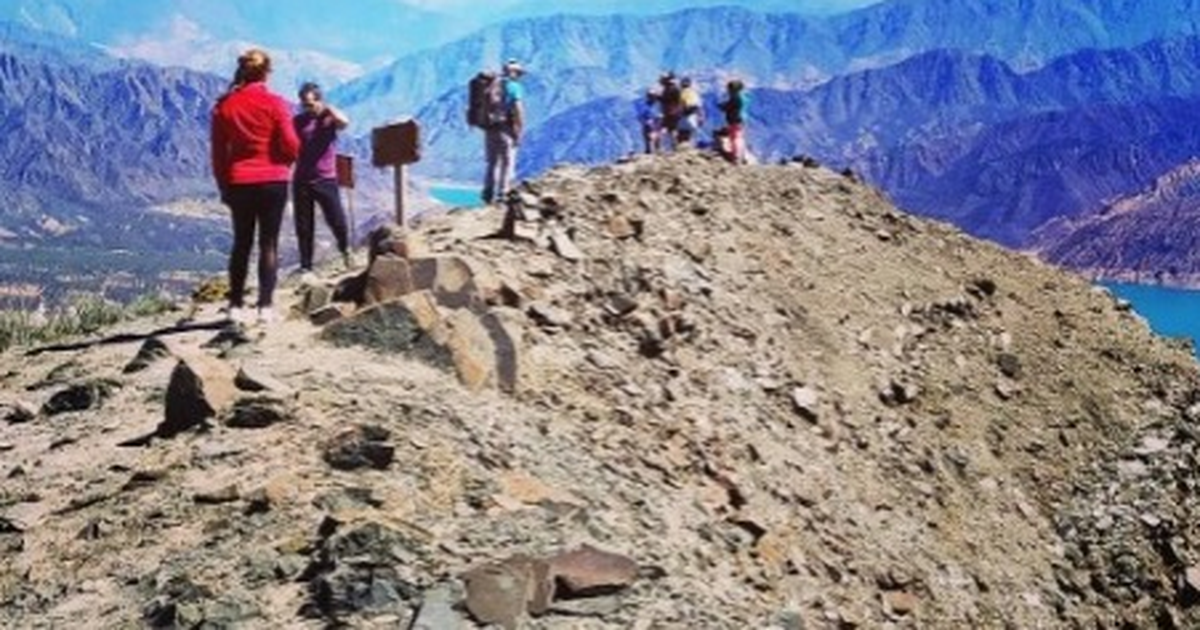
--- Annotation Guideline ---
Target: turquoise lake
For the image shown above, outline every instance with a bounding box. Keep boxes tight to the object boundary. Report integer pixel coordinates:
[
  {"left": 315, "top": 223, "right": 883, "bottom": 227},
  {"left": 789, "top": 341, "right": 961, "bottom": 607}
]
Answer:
[
  {"left": 429, "top": 185, "right": 483, "bottom": 209},
  {"left": 1103, "top": 282, "right": 1200, "bottom": 356}
]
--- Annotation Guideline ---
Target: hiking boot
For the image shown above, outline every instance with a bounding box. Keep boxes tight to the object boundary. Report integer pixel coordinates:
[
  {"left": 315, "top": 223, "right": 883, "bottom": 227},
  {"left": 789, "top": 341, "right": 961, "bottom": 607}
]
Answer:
[{"left": 342, "top": 251, "right": 359, "bottom": 271}]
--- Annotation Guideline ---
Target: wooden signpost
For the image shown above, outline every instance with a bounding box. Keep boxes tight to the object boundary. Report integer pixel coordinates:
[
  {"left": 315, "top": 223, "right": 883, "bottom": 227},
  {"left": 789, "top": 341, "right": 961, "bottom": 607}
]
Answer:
[{"left": 371, "top": 120, "right": 421, "bottom": 227}]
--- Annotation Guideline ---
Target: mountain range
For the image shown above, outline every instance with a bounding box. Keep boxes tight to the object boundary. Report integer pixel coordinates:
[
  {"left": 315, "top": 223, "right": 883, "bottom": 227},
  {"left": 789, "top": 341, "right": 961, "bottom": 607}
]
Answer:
[
  {"left": 0, "top": 23, "right": 229, "bottom": 301},
  {"left": 1033, "top": 159, "right": 1200, "bottom": 284},
  {"left": 0, "top": 0, "right": 869, "bottom": 84},
  {"left": 2, "top": 0, "right": 1200, "bottom": 298}
]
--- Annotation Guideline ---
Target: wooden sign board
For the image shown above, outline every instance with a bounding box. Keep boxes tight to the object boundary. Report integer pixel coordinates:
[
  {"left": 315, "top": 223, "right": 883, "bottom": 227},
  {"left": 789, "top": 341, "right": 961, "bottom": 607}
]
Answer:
[
  {"left": 371, "top": 120, "right": 421, "bottom": 167},
  {"left": 335, "top": 154, "right": 355, "bottom": 189}
]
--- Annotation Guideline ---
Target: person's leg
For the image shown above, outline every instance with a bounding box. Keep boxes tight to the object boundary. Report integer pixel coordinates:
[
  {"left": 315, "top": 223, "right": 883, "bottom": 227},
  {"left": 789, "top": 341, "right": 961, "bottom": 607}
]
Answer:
[
  {"left": 312, "top": 179, "right": 350, "bottom": 254},
  {"left": 254, "top": 183, "right": 289, "bottom": 308},
  {"left": 728, "top": 124, "right": 744, "bottom": 164},
  {"left": 498, "top": 131, "right": 517, "bottom": 200},
  {"left": 225, "top": 185, "right": 257, "bottom": 309},
  {"left": 679, "top": 116, "right": 694, "bottom": 145},
  {"left": 483, "top": 129, "right": 501, "bottom": 204},
  {"left": 293, "top": 181, "right": 316, "bottom": 270},
  {"left": 662, "top": 118, "right": 678, "bottom": 152},
  {"left": 735, "top": 124, "right": 747, "bottom": 164}
]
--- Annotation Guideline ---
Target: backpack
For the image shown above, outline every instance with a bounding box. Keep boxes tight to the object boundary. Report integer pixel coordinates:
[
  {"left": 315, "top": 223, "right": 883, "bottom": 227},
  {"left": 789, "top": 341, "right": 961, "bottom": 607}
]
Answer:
[
  {"left": 661, "top": 84, "right": 683, "bottom": 119},
  {"left": 467, "top": 71, "right": 509, "bottom": 129}
]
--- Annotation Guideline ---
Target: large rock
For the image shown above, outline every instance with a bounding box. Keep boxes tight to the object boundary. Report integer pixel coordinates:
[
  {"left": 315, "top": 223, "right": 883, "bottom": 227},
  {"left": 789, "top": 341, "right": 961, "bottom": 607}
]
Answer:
[
  {"left": 323, "top": 294, "right": 519, "bottom": 393},
  {"left": 367, "top": 223, "right": 430, "bottom": 263},
  {"left": 363, "top": 254, "right": 483, "bottom": 310},
  {"left": 159, "top": 351, "right": 237, "bottom": 438},
  {"left": 322, "top": 301, "right": 453, "bottom": 369},
  {"left": 301, "top": 520, "right": 424, "bottom": 623},
  {"left": 322, "top": 425, "right": 396, "bottom": 471},
  {"left": 40, "top": 379, "right": 118, "bottom": 416},
  {"left": 442, "top": 307, "right": 519, "bottom": 393},
  {"left": 546, "top": 545, "right": 640, "bottom": 597},
  {"left": 462, "top": 555, "right": 552, "bottom": 630}
]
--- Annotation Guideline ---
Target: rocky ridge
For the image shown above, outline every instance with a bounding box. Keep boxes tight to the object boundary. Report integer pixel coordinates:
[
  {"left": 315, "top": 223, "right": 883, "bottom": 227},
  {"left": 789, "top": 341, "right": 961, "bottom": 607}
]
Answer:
[{"left": 2, "top": 152, "right": 1200, "bottom": 628}]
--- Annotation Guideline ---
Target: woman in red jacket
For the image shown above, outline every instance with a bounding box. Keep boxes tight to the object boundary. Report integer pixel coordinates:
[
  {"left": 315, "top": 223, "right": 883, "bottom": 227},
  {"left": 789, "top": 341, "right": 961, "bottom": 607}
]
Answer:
[{"left": 210, "top": 48, "right": 299, "bottom": 325}]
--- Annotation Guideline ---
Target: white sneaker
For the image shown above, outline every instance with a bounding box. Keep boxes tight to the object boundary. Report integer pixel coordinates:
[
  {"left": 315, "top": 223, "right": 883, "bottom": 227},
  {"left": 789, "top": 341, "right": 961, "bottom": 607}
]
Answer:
[
  {"left": 256, "top": 306, "right": 279, "bottom": 325},
  {"left": 224, "top": 306, "right": 253, "bottom": 325}
]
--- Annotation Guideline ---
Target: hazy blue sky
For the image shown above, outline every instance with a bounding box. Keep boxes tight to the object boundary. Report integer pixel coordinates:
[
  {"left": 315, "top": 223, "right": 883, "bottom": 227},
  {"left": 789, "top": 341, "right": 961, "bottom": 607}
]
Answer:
[
  {"left": 2, "top": 0, "right": 885, "bottom": 86},
  {"left": 396, "top": 0, "right": 881, "bottom": 15}
]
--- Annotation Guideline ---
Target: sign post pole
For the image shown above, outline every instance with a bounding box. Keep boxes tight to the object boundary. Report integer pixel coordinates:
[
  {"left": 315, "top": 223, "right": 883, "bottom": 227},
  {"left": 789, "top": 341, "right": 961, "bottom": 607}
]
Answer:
[
  {"left": 394, "top": 164, "right": 407, "bottom": 227},
  {"left": 371, "top": 119, "right": 421, "bottom": 230}
]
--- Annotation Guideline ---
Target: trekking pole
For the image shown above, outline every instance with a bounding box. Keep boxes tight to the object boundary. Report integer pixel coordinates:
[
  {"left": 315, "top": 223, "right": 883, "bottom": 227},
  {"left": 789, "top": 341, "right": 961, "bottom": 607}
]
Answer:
[
  {"left": 348, "top": 186, "right": 356, "bottom": 246},
  {"left": 336, "top": 154, "right": 356, "bottom": 245}
]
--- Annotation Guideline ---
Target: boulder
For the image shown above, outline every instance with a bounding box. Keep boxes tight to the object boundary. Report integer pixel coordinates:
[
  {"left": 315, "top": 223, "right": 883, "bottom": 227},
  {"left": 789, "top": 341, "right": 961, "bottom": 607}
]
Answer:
[
  {"left": 159, "top": 351, "right": 237, "bottom": 438},
  {"left": 363, "top": 255, "right": 482, "bottom": 311}
]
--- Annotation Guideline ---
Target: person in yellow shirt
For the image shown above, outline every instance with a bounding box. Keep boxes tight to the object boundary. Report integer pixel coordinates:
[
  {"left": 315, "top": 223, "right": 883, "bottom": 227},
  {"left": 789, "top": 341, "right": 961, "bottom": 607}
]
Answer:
[{"left": 678, "top": 77, "right": 704, "bottom": 146}]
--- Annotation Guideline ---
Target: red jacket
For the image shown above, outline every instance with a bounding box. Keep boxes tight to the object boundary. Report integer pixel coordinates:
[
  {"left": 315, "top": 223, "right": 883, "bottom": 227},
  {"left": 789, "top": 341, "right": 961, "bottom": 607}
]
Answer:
[{"left": 211, "top": 82, "right": 299, "bottom": 186}]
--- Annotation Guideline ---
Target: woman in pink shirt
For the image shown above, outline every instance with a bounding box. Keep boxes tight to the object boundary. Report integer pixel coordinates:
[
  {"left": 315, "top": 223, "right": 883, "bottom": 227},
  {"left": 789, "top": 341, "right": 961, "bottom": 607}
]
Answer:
[{"left": 210, "top": 49, "right": 299, "bottom": 325}]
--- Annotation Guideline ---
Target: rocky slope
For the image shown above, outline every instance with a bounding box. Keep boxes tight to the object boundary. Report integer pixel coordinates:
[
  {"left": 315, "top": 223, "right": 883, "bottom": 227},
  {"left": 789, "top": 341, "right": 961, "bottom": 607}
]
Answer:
[{"left": 3, "top": 152, "right": 1200, "bottom": 628}]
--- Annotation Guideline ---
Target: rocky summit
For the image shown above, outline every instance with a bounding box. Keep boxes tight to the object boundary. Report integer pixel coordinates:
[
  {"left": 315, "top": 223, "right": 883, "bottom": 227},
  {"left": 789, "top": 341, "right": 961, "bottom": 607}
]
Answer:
[{"left": 3, "top": 151, "right": 1200, "bottom": 629}]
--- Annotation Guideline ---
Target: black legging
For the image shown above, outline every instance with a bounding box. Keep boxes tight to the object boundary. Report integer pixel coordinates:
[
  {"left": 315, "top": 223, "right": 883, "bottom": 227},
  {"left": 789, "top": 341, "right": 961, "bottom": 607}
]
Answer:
[
  {"left": 226, "top": 182, "right": 288, "bottom": 308},
  {"left": 292, "top": 178, "right": 350, "bottom": 270}
]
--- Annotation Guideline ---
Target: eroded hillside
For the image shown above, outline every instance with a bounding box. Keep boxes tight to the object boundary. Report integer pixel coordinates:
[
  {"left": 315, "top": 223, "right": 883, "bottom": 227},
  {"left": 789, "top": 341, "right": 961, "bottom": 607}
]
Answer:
[{"left": 2, "top": 152, "right": 1199, "bottom": 629}]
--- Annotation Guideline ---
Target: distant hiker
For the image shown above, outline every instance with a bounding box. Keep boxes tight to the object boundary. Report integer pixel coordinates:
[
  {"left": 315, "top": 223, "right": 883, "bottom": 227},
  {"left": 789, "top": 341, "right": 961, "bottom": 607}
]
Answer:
[
  {"left": 292, "top": 82, "right": 353, "bottom": 274},
  {"left": 471, "top": 59, "right": 526, "bottom": 205},
  {"left": 719, "top": 79, "right": 749, "bottom": 165},
  {"left": 658, "top": 72, "right": 683, "bottom": 152},
  {"left": 677, "top": 77, "right": 704, "bottom": 146},
  {"left": 635, "top": 88, "right": 662, "bottom": 155},
  {"left": 210, "top": 48, "right": 299, "bottom": 325}
]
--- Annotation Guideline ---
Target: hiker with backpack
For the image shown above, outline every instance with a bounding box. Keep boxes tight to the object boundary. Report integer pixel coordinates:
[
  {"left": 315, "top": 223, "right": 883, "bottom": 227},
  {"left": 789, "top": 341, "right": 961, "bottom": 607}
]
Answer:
[
  {"left": 677, "top": 77, "right": 704, "bottom": 147},
  {"left": 468, "top": 59, "right": 526, "bottom": 205},
  {"left": 292, "top": 82, "right": 354, "bottom": 276},
  {"left": 719, "top": 79, "right": 749, "bottom": 165},
  {"left": 635, "top": 88, "right": 662, "bottom": 155},
  {"left": 210, "top": 48, "right": 299, "bottom": 326},
  {"left": 658, "top": 72, "right": 683, "bottom": 152}
]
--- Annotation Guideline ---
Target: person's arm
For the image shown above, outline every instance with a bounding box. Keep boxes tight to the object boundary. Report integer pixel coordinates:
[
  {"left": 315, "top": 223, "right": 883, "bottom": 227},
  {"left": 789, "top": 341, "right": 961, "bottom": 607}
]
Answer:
[
  {"left": 510, "top": 100, "right": 524, "bottom": 143},
  {"left": 323, "top": 103, "right": 350, "bottom": 130},
  {"left": 507, "top": 81, "right": 525, "bottom": 142},
  {"left": 275, "top": 97, "right": 301, "bottom": 163},
  {"left": 210, "top": 108, "right": 230, "bottom": 198}
]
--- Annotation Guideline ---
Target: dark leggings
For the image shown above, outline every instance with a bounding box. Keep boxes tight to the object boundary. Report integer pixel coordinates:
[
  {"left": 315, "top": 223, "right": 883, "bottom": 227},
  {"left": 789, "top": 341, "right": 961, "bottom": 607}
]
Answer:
[
  {"left": 293, "top": 178, "right": 349, "bottom": 270},
  {"left": 226, "top": 182, "right": 287, "bottom": 308}
]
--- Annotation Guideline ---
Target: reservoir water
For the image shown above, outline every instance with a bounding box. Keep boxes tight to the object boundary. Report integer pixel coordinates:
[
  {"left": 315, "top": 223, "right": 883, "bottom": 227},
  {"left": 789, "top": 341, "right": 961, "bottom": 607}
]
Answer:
[
  {"left": 429, "top": 185, "right": 483, "bottom": 209},
  {"left": 1102, "top": 281, "right": 1199, "bottom": 357}
]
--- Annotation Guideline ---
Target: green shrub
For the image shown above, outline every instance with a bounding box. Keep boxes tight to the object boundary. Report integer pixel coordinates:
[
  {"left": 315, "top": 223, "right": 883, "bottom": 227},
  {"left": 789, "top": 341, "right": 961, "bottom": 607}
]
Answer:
[{"left": 0, "top": 292, "right": 182, "bottom": 353}]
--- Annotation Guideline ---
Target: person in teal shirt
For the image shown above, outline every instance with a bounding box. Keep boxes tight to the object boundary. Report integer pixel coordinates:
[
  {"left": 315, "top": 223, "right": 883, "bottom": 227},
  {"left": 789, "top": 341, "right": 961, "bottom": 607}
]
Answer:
[
  {"left": 483, "top": 60, "right": 526, "bottom": 204},
  {"left": 720, "top": 79, "right": 749, "bottom": 164}
]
